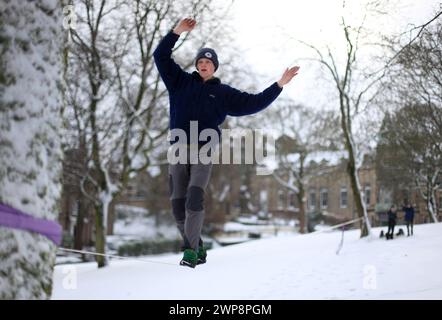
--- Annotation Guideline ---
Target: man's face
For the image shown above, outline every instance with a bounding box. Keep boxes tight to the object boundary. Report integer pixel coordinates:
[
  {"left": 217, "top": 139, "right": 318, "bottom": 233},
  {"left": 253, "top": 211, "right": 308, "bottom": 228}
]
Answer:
[{"left": 197, "top": 58, "right": 215, "bottom": 80}]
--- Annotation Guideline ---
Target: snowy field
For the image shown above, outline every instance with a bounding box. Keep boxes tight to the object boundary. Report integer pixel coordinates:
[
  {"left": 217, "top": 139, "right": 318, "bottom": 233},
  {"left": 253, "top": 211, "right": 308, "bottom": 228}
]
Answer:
[{"left": 52, "top": 223, "right": 442, "bottom": 300}]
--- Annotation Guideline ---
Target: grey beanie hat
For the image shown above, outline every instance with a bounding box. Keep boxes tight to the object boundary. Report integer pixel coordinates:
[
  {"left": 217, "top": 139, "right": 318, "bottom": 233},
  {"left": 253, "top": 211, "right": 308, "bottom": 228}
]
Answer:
[{"left": 195, "top": 48, "right": 219, "bottom": 71}]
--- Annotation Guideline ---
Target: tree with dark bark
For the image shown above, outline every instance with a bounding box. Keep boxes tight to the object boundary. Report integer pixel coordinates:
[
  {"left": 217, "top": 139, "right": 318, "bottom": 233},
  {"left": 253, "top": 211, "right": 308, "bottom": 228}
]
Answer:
[{"left": 0, "top": 0, "right": 63, "bottom": 299}]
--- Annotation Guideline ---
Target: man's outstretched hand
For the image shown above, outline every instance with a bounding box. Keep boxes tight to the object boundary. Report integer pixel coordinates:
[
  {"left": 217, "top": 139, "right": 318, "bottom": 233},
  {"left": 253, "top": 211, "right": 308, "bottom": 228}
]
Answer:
[
  {"left": 277, "top": 66, "right": 300, "bottom": 88},
  {"left": 173, "top": 18, "right": 197, "bottom": 35}
]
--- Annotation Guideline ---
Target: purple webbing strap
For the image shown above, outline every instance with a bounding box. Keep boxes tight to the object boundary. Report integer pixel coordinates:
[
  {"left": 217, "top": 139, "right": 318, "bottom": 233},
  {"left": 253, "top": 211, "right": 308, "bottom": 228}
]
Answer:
[{"left": 0, "top": 202, "right": 62, "bottom": 245}]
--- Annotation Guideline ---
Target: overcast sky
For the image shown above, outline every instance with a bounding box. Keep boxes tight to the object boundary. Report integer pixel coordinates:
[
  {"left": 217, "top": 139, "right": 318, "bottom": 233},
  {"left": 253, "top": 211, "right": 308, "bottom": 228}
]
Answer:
[{"left": 226, "top": 0, "right": 440, "bottom": 108}]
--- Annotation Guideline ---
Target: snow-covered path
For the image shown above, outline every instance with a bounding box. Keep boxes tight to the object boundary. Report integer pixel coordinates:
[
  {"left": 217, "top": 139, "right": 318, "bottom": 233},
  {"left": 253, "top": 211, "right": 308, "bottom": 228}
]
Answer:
[{"left": 52, "top": 223, "right": 442, "bottom": 299}]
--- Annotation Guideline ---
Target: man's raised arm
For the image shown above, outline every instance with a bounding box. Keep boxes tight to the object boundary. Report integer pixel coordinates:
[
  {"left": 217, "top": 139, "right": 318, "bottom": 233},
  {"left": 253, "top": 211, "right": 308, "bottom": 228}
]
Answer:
[
  {"left": 153, "top": 18, "right": 197, "bottom": 92},
  {"left": 223, "top": 66, "right": 300, "bottom": 116}
]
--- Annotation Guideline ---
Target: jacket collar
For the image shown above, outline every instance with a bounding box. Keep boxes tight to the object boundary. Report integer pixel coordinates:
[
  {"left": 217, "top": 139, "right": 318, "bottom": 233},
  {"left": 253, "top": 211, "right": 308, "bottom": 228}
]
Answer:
[{"left": 192, "top": 71, "right": 221, "bottom": 85}]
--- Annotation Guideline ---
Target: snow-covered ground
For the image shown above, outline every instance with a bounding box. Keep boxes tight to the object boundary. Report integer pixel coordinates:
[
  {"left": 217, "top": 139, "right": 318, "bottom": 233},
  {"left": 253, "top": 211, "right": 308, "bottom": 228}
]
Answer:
[
  {"left": 52, "top": 223, "right": 442, "bottom": 300},
  {"left": 102, "top": 215, "right": 180, "bottom": 254},
  {"left": 113, "top": 216, "right": 178, "bottom": 239}
]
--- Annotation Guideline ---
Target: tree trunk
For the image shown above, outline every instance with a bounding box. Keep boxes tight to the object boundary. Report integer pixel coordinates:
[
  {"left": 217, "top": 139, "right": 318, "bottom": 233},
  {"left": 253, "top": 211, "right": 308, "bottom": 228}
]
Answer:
[
  {"left": 74, "top": 198, "right": 86, "bottom": 250},
  {"left": 94, "top": 203, "right": 107, "bottom": 268},
  {"left": 297, "top": 187, "right": 306, "bottom": 234},
  {"left": 427, "top": 181, "right": 439, "bottom": 223},
  {"left": 298, "top": 154, "right": 306, "bottom": 234},
  {"left": 340, "top": 111, "right": 371, "bottom": 237},
  {"left": 107, "top": 201, "right": 114, "bottom": 235},
  {"left": 0, "top": 0, "right": 63, "bottom": 299},
  {"left": 416, "top": 175, "right": 439, "bottom": 223},
  {"left": 346, "top": 155, "right": 369, "bottom": 236}
]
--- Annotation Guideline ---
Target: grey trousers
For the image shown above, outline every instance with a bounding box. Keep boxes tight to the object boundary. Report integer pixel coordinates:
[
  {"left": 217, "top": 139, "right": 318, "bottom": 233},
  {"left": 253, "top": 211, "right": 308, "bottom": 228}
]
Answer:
[{"left": 169, "top": 158, "right": 213, "bottom": 251}]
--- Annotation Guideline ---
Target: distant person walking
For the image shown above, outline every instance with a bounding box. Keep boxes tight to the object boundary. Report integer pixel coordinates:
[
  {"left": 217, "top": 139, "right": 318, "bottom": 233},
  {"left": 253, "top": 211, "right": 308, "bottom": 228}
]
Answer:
[
  {"left": 386, "top": 205, "right": 397, "bottom": 240},
  {"left": 403, "top": 203, "right": 415, "bottom": 236}
]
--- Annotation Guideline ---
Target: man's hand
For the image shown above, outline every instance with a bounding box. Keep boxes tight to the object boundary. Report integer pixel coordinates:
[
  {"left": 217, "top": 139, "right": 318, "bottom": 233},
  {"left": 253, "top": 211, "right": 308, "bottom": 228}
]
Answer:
[
  {"left": 277, "top": 66, "right": 300, "bottom": 88},
  {"left": 173, "top": 18, "right": 197, "bottom": 35}
]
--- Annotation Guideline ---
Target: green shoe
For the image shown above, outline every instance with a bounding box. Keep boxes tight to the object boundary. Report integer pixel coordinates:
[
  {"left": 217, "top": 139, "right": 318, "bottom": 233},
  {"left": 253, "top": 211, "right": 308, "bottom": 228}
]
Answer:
[
  {"left": 197, "top": 246, "right": 207, "bottom": 265},
  {"left": 180, "top": 249, "right": 197, "bottom": 268}
]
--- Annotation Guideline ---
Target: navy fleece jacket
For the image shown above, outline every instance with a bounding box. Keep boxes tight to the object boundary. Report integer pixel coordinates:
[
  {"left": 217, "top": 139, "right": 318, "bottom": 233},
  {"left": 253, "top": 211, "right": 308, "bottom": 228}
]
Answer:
[{"left": 153, "top": 31, "right": 283, "bottom": 144}]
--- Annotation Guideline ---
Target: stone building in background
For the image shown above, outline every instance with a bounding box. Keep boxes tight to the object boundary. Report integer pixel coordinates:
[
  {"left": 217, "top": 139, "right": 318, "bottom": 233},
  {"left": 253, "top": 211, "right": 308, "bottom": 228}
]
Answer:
[{"left": 60, "top": 149, "right": 441, "bottom": 246}]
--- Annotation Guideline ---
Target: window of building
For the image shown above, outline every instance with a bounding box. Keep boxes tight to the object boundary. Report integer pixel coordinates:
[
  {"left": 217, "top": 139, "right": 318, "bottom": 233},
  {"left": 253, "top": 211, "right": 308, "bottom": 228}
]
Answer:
[
  {"left": 320, "top": 188, "right": 328, "bottom": 209},
  {"left": 71, "top": 200, "right": 79, "bottom": 218},
  {"left": 340, "top": 187, "right": 348, "bottom": 208},
  {"left": 380, "top": 186, "right": 392, "bottom": 205},
  {"left": 277, "top": 190, "right": 285, "bottom": 209},
  {"left": 309, "top": 189, "right": 316, "bottom": 211},
  {"left": 136, "top": 189, "right": 144, "bottom": 199},
  {"left": 288, "top": 191, "right": 296, "bottom": 209},
  {"left": 260, "top": 190, "right": 268, "bottom": 212},
  {"left": 364, "top": 184, "right": 371, "bottom": 206}
]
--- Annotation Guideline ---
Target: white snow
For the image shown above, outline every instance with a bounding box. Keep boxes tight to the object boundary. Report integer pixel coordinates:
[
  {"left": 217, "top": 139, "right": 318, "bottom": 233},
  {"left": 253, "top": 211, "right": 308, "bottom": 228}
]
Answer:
[
  {"left": 305, "top": 150, "right": 348, "bottom": 166},
  {"left": 235, "top": 215, "right": 268, "bottom": 225},
  {"left": 52, "top": 222, "right": 442, "bottom": 299},
  {"left": 224, "top": 221, "right": 274, "bottom": 232},
  {"left": 146, "top": 165, "right": 161, "bottom": 178},
  {"left": 113, "top": 216, "right": 178, "bottom": 239},
  {"left": 115, "top": 204, "right": 149, "bottom": 216}
]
